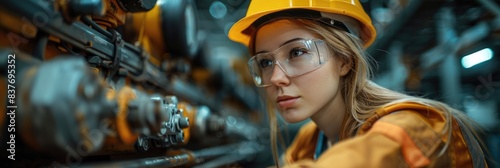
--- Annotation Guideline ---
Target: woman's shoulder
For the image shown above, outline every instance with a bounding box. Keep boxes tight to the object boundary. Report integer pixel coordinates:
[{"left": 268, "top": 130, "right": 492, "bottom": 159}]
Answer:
[
  {"left": 357, "top": 102, "right": 450, "bottom": 155},
  {"left": 359, "top": 101, "right": 449, "bottom": 134},
  {"left": 356, "top": 101, "right": 486, "bottom": 167}
]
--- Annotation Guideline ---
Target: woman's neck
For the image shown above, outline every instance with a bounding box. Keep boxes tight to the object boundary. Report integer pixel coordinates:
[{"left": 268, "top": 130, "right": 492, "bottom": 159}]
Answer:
[{"left": 310, "top": 93, "right": 346, "bottom": 142}]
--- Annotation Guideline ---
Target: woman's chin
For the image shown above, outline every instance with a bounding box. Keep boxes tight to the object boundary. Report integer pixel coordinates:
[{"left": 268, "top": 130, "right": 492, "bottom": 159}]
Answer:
[
  {"left": 284, "top": 119, "right": 305, "bottom": 123},
  {"left": 280, "top": 112, "right": 308, "bottom": 123}
]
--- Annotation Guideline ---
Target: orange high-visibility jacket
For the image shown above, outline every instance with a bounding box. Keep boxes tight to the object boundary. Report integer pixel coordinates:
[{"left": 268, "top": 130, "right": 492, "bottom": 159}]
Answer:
[{"left": 283, "top": 102, "right": 487, "bottom": 168}]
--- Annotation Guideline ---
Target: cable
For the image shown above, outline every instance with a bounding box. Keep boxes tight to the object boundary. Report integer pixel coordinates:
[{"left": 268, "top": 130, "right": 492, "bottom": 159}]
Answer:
[{"left": 81, "top": 16, "right": 113, "bottom": 38}]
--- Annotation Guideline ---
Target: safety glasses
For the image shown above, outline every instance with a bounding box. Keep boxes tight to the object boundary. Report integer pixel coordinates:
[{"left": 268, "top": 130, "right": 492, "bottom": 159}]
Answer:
[{"left": 248, "top": 39, "right": 331, "bottom": 87}]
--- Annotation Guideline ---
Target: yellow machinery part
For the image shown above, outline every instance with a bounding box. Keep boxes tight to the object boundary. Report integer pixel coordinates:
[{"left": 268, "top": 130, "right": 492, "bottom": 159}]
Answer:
[
  {"left": 115, "top": 85, "right": 139, "bottom": 145},
  {"left": 177, "top": 101, "right": 197, "bottom": 146},
  {"left": 127, "top": 4, "right": 165, "bottom": 66}
]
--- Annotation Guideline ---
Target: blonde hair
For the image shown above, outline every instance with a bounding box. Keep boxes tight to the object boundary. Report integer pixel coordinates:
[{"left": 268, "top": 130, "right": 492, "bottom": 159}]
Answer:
[{"left": 253, "top": 18, "right": 487, "bottom": 167}]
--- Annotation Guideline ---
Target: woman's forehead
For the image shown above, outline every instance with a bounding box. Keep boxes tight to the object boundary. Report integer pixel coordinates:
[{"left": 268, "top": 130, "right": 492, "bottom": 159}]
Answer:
[{"left": 254, "top": 20, "right": 317, "bottom": 50}]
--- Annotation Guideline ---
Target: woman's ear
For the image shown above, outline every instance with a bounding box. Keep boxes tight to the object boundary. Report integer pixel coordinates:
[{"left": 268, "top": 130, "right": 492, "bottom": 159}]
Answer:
[{"left": 339, "top": 59, "right": 351, "bottom": 76}]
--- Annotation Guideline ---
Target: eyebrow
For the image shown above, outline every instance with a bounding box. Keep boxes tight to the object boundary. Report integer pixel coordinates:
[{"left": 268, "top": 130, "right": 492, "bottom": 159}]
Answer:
[{"left": 254, "top": 38, "right": 305, "bottom": 55}]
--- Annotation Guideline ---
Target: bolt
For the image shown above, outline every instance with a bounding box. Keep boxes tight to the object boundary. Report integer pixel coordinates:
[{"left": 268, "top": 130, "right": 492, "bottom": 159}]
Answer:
[{"left": 178, "top": 117, "right": 189, "bottom": 129}]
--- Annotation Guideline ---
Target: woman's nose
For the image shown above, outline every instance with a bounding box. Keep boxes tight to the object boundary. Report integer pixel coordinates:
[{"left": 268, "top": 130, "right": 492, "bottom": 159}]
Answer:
[{"left": 269, "top": 61, "right": 290, "bottom": 86}]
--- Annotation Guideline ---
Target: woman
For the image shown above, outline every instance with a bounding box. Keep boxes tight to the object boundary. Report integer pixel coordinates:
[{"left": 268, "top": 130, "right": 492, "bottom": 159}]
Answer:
[{"left": 228, "top": 0, "right": 489, "bottom": 167}]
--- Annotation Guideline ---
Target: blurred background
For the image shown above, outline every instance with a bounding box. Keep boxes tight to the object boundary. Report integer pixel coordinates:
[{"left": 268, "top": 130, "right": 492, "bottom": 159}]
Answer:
[{"left": 0, "top": 0, "right": 499, "bottom": 167}]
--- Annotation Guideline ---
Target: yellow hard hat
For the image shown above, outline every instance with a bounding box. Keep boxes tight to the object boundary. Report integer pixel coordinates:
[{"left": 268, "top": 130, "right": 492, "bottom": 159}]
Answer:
[{"left": 228, "top": 0, "right": 377, "bottom": 48}]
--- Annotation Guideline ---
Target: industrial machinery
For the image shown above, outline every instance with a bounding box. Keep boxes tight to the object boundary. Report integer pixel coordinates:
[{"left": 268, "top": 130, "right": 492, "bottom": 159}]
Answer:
[{"left": 0, "top": 0, "right": 265, "bottom": 167}]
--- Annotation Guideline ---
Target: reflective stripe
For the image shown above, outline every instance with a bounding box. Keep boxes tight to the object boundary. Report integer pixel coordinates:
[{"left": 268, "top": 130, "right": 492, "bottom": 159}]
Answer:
[{"left": 369, "top": 121, "right": 431, "bottom": 167}]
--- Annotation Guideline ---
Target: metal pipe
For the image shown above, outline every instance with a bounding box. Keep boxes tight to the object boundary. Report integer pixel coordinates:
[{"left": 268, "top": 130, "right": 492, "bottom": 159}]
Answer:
[
  {"left": 193, "top": 141, "right": 263, "bottom": 168},
  {"left": 79, "top": 141, "right": 262, "bottom": 168},
  {"left": 80, "top": 153, "right": 192, "bottom": 168}
]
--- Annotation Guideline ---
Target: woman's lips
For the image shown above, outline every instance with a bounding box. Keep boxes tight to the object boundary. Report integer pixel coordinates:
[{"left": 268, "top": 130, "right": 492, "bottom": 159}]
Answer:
[{"left": 277, "top": 97, "right": 298, "bottom": 109}]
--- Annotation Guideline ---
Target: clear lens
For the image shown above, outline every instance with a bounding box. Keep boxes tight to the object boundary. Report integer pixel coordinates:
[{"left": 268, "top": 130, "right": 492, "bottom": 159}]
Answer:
[{"left": 248, "top": 39, "right": 330, "bottom": 87}]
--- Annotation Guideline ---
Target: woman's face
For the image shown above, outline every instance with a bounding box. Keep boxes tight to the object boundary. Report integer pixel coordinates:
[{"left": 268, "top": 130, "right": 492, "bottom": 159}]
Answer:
[{"left": 254, "top": 20, "right": 349, "bottom": 123}]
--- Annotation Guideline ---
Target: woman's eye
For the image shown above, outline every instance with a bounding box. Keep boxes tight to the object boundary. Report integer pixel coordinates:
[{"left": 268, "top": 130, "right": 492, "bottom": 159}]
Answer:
[
  {"left": 289, "top": 48, "right": 307, "bottom": 58},
  {"left": 259, "top": 59, "right": 273, "bottom": 68}
]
